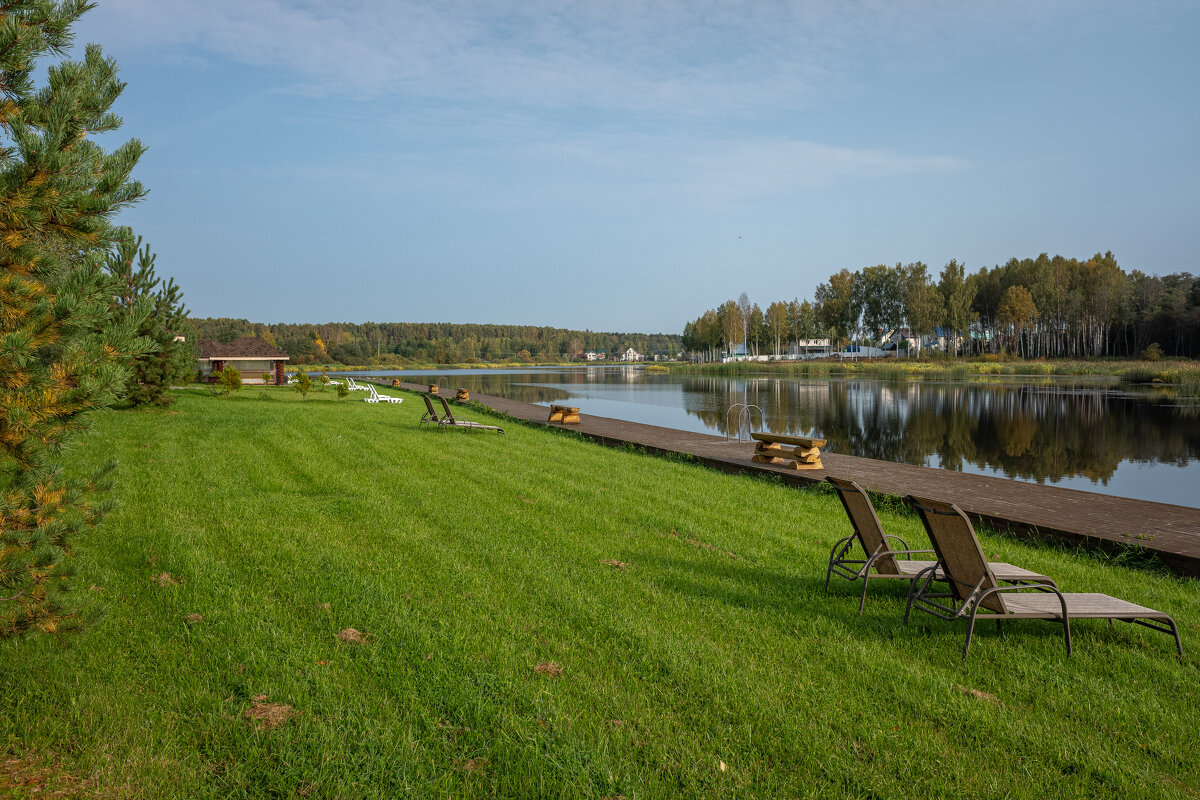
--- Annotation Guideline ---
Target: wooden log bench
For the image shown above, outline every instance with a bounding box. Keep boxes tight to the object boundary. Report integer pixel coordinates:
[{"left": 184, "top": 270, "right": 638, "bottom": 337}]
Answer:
[
  {"left": 428, "top": 384, "right": 440, "bottom": 395},
  {"left": 455, "top": 388, "right": 470, "bottom": 402},
  {"left": 548, "top": 404, "right": 581, "bottom": 424},
  {"left": 750, "top": 432, "right": 826, "bottom": 470}
]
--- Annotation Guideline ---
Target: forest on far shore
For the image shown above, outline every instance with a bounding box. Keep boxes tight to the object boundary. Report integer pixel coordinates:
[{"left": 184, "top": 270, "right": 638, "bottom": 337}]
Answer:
[
  {"left": 683, "top": 252, "right": 1200, "bottom": 361},
  {"left": 188, "top": 318, "right": 682, "bottom": 365}
]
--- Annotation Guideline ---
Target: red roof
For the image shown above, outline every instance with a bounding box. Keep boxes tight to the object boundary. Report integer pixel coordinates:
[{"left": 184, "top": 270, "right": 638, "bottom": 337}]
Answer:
[{"left": 198, "top": 336, "right": 290, "bottom": 360}]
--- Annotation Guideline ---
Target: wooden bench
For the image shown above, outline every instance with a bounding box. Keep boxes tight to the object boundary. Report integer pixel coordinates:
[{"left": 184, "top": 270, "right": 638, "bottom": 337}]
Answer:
[
  {"left": 750, "top": 432, "right": 826, "bottom": 470},
  {"left": 428, "top": 384, "right": 440, "bottom": 395},
  {"left": 455, "top": 388, "right": 470, "bottom": 402},
  {"left": 548, "top": 404, "right": 581, "bottom": 424}
]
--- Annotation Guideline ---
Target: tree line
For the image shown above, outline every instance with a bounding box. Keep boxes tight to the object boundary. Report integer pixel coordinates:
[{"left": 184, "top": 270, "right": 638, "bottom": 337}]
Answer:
[
  {"left": 682, "top": 253, "right": 1200, "bottom": 360},
  {"left": 189, "top": 319, "right": 682, "bottom": 365}
]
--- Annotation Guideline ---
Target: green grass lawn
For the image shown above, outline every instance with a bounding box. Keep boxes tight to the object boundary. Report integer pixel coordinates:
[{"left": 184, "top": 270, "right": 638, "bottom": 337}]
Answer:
[{"left": 2, "top": 386, "right": 1198, "bottom": 798}]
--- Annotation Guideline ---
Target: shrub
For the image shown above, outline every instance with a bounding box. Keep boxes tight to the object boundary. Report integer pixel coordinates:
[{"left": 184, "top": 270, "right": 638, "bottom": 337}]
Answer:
[
  {"left": 336, "top": 384, "right": 350, "bottom": 401},
  {"left": 215, "top": 367, "right": 242, "bottom": 396},
  {"left": 1142, "top": 343, "right": 1164, "bottom": 362},
  {"left": 293, "top": 368, "right": 312, "bottom": 399}
]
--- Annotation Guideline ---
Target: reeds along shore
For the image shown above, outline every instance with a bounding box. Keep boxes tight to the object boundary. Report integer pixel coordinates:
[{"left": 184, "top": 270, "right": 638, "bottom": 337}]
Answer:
[{"left": 665, "top": 357, "right": 1200, "bottom": 391}]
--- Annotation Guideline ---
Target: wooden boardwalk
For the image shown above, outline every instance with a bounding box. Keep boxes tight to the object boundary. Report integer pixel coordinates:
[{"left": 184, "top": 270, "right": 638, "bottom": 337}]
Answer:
[{"left": 387, "top": 380, "right": 1200, "bottom": 576}]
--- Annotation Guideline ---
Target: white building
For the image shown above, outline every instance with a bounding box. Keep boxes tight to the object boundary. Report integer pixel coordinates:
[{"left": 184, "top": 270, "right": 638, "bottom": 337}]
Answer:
[{"left": 621, "top": 347, "right": 643, "bottom": 362}]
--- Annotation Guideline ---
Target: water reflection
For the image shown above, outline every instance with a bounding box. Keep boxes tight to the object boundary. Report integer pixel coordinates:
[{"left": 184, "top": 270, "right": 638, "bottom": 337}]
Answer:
[
  {"left": 360, "top": 367, "right": 1200, "bottom": 505},
  {"left": 675, "top": 376, "right": 1200, "bottom": 485}
]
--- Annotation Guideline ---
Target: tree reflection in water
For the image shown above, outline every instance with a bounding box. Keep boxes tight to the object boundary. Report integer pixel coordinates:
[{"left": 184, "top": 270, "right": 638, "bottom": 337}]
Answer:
[{"left": 679, "top": 376, "right": 1200, "bottom": 484}]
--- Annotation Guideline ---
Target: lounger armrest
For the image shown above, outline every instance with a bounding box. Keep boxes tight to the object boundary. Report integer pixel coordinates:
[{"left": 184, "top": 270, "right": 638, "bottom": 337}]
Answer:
[
  {"left": 971, "top": 582, "right": 1068, "bottom": 617},
  {"left": 983, "top": 581, "right": 1060, "bottom": 594},
  {"left": 863, "top": 547, "right": 936, "bottom": 574},
  {"left": 867, "top": 547, "right": 934, "bottom": 560},
  {"left": 882, "top": 533, "right": 913, "bottom": 551},
  {"left": 828, "top": 534, "right": 857, "bottom": 563}
]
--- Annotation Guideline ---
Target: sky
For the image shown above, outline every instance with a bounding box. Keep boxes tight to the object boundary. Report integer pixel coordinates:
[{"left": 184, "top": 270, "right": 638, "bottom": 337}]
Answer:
[{"left": 71, "top": 0, "right": 1200, "bottom": 334}]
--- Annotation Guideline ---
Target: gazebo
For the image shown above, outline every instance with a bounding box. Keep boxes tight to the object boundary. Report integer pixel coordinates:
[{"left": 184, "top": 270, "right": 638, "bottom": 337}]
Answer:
[{"left": 197, "top": 337, "right": 290, "bottom": 385}]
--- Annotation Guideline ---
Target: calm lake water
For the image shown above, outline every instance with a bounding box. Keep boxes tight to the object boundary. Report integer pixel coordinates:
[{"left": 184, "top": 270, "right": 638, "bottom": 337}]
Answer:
[{"left": 353, "top": 366, "right": 1200, "bottom": 508}]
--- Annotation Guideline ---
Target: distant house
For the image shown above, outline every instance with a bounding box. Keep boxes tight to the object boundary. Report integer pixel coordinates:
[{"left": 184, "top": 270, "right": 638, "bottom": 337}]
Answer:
[
  {"left": 621, "top": 347, "right": 643, "bottom": 362},
  {"left": 198, "top": 337, "right": 290, "bottom": 384},
  {"left": 586, "top": 351, "right": 607, "bottom": 361},
  {"left": 787, "top": 339, "right": 832, "bottom": 359}
]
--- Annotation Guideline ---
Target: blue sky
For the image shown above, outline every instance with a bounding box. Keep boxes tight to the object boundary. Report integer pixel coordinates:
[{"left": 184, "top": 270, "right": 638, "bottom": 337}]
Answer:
[{"left": 74, "top": 1, "right": 1199, "bottom": 333}]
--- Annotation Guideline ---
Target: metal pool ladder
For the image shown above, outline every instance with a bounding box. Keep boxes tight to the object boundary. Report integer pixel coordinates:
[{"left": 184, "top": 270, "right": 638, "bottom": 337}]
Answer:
[{"left": 725, "top": 403, "right": 763, "bottom": 442}]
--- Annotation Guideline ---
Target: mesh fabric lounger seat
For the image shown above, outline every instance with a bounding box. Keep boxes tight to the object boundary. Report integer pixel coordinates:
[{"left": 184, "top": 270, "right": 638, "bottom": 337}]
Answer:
[
  {"left": 420, "top": 393, "right": 444, "bottom": 424},
  {"left": 825, "top": 476, "right": 1054, "bottom": 613},
  {"left": 436, "top": 395, "right": 504, "bottom": 434},
  {"left": 905, "top": 494, "right": 1183, "bottom": 659}
]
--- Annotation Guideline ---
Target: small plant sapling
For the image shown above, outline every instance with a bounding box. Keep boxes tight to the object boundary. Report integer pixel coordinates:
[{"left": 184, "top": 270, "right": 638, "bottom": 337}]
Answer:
[
  {"left": 293, "top": 368, "right": 312, "bottom": 399},
  {"left": 215, "top": 367, "right": 243, "bottom": 396}
]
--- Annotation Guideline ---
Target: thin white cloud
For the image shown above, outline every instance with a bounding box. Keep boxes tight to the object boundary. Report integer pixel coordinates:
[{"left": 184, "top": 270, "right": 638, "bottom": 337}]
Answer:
[
  {"left": 188, "top": 126, "right": 964, "bottom": 208},
  {"left": 81, "top": 0, "right": 1144, "bottom": 113}
]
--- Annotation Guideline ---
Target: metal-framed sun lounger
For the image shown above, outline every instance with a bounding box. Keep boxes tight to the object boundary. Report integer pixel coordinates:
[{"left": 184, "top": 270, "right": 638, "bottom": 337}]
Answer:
[
  {"left": 420, "top": 394, "right": 445, "bottom": 426},
  {"left": 825, "top": 476, "right": 1054, "bottom": 613},
  {"left": 436, "top": 395, "right": 504, "bottom": 434},
  {"left": 905, "top": 494, "right": 1182, "bottom": 659}
]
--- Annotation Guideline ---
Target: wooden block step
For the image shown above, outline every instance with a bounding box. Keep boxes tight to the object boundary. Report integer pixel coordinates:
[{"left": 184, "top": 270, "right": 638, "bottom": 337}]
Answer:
[{"left": 548, "top": 404, "right": 581, "bottom": 424}]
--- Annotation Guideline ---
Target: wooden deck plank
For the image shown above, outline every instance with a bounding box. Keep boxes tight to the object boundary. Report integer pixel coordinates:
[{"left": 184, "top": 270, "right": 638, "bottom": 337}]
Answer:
[{"left": 385, "top": 380, "right": 1200, "bottom": 576}]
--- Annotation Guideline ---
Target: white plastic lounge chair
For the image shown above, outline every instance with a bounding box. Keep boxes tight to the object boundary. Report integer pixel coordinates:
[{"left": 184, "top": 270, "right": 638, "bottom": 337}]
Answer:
[{"left": 365, "top": 384, "right": 402, "bottom": 404}]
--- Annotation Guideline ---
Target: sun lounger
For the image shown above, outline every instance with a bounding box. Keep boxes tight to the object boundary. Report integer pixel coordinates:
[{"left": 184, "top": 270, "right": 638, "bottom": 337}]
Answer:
[
  {"left": 825, "top": 477, "right": 1054, "bottom": 613},
  {"left": 905, "top": 494, "right": 1182, "bottom": 659},
  {"left": 436, "top": 395, "right": 504, "bottom": 434},
  {"left": 421, "top": 394, "right": 444, "bottom": 426},
  {"left": 365, "top": 384, "right": 402, "bottom": 404}
]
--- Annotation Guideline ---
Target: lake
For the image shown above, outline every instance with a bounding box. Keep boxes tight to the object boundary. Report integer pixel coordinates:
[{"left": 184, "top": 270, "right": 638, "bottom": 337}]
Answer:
[{"left": 350, "top": 366, "right": 1200, "bottom": 508}]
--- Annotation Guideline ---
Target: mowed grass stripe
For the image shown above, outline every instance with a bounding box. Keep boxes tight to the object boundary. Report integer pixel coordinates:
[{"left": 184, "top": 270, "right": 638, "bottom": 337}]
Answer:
[{"left": 1, "top": 386, "right": 1196, "bottom": 798}]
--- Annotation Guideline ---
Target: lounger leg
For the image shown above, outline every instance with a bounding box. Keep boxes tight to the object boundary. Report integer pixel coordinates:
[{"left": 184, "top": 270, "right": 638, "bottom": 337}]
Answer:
[
  {"left": 825, "top": 561, "right": 835, "bottom": 591},
  {"left": 858, "top": 575, "right": 870, "bottom": 614},
  {"left": 1063, "top": 618, "right": 1072, "bottom": 657},
  {"left": 1170, "top": 620, "right": 1184, "bottom": 655},
  {"left": 962, "top": 613, "right": 978, "bottom": 661}
]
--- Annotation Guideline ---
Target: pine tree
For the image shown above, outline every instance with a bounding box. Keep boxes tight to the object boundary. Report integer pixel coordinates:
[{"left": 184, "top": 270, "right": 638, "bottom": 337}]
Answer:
[
  {"left": 1, "top": 2, "right": 148, "bottom": 636},
  {"left": 106, "top": 230, "right": 190, "bottom": 406}
]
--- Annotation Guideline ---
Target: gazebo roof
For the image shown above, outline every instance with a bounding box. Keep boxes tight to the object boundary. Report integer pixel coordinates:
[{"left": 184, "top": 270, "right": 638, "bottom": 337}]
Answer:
[{"left": 197, "top": 336, "right": 290, "bottom": 361}]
